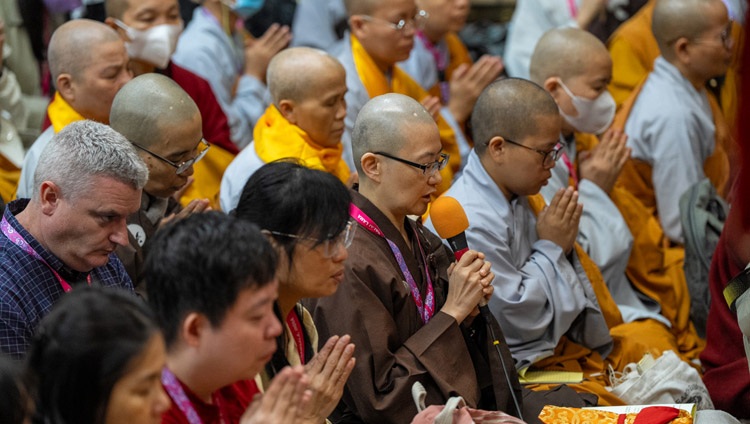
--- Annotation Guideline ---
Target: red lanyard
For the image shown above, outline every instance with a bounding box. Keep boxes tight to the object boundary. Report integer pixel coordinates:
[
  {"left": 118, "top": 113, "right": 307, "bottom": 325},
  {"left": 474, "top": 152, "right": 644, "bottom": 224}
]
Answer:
[
  {"left": 560, "top": 151, "right": 579, "bottom": 188},
  {"left": 1, "top": 215, "right": 91, "bottom": 291},
  {"left": 567, "top": 0, "right": 578, "bottom": 17},
  {"left": 286, "top": 309, "right": 306, "bottom": 364},
  {"left": 349, "top": 204, "right": 435, "bottom": 324}
]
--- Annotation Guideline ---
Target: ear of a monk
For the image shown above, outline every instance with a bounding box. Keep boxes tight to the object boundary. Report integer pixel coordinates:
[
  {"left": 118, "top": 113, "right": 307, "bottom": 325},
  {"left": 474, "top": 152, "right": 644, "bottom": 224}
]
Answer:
[
  {"left": 487, "top": 136, "right": 508, "bottom": 163},
  {"left": 56, "top": 74, "right": 75, "bottom": 102},
  {"left": 278, "top": 99, "right": 298, "bottom": 124},
  {"left": 543, "top": 77, "right": 564, "bottom": 105},
  {"left": 348, "top": 15, "right": 368, "bottom": 39},
  {"left": 672, "top": 37, "right": 691, "bottom": 64},
  {"left": 360, "top": 152, "right": 383, "bottom": 183}
]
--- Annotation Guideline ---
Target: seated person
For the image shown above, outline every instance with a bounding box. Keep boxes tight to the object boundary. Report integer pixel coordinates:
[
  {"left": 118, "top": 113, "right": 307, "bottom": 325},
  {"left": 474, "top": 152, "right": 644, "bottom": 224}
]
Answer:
[
  {"left": 439, "top": 78, "right": 658, "bottom": 405},
  {"left": 145, "top": 212, "right": 310, "bottom": 423},
  {"left": 701, "top": 27, "right": 750, "bottom": 417},
  {"left": 109, "top": 74, "right": 211, "bottom": 288},
  {"left": 337, "top": 0, "right": 467, "bottom": 192},
  {"left": 399, "top": 0, "right": 503, "bottom": 131},
  {"left": 16, "top": 19, "right": 132, "bottom": 198},
  {"left": 234, "top": 161, "right": 356, "bottom": 423},
  {"left": 529, "top": 28, "right": 702, "bottom": 362},
  {"left": 0, "top": 120, "right": 145, "bottom": 358},
  {"left": 105, "top": 0, "right": 238, "bottom": 209},
  {"left": 613, "top": 0, "right": 734, "bottom": 244},
  {"left": 173, "top": 0, "right": 290, "bottom": 149},
  {"left": 607, "top": 0, "right": 740, "bottom": 127},
  {"left": 291, "top": 0, "right": 348, "bottom": 54},
  {"left": 503, "top": 0, "right": 607, "bottom": 79},
  {"left": 307, "top": 93, "right": 593, "bottom": 423},
  {"left": 25, "top": 287, "right": 170, "bottom": 423},
  {"left": 220, "top": 47, "right": 350, "bottom": 212}
]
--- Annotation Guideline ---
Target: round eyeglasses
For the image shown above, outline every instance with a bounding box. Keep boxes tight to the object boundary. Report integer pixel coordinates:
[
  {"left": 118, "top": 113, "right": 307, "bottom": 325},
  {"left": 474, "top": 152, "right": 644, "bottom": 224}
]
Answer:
[
  {"left": 358, "top": 10, "right": 429, "bottom": 32},
  {"left": 500, "top": 138, "right": 562, "bottom": 168},
  {"left": 131, "top": 138, "right": 211, "bottom": 175},
  {"left": 373, "top": 151, "right": 449, "bottom": 176},
  {"left": 268, "top": 219, "right": 356, "bottom": 258}
]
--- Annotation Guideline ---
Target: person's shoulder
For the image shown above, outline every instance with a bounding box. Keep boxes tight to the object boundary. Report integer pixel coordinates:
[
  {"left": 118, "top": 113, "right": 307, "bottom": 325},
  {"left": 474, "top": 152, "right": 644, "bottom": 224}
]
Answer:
[{"left": 95, "top": 254, "right": 135, "bottom": 291}]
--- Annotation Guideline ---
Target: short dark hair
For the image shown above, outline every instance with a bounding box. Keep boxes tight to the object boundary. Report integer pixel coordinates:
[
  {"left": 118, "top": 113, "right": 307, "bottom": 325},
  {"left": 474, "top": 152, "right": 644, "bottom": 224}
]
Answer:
[
  {"left": 234, "top": 161, "right": 351, "bottom": 263},
  {"left": 145, "top": 212, "right": 278, "bottom": 347},
  {"left": 25, "top": 287, "right": 158, "bottom": 424},
  {"left": 0, "top": 355, "right": 29, "bottom": 424}
]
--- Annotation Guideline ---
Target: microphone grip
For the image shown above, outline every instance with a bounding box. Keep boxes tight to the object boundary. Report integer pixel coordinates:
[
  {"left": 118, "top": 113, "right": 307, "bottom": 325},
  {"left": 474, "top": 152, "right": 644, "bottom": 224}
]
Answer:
[{"left": 447, "top": 233, "right": 469, "bottom": 261}]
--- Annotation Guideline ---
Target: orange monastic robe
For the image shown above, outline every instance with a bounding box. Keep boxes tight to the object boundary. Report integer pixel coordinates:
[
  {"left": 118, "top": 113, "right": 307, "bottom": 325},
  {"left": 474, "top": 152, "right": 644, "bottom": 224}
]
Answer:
[{"left": 524, "top": 194, "right": 684, "bottom": 406}]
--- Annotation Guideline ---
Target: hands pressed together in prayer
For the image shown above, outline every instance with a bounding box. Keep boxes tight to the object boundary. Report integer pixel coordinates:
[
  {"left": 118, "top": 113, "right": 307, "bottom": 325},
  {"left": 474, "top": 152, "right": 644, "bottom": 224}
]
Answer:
[
  {"left": 448, "top": 55, "right": 504, "bottom": 125},
  {"left": 244, "top": 23, "right": 292, "bottom": 83},
  {"left": 578, "top": 129, "right": 630, "bottom": 194},
  {"left": 442, "top": 250, "right": 495, "bottom": 324},
  {"left": 537, "top": 186, "right": 583, "bottom": 254}
]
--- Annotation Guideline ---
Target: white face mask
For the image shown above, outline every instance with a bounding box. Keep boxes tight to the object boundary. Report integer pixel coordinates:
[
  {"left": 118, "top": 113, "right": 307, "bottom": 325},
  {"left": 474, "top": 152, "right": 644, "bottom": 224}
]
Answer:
[
  {"left": 557, "top": 79, "right": 616, "bottom": 135},
  {"left": 115, "top": 20, "right": 184, "bottom": 69}
]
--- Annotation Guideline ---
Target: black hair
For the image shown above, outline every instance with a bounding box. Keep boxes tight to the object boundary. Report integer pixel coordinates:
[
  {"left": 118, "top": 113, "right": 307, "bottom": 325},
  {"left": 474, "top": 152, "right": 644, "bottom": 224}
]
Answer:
[
  {"left": 234, "top": 160, "right": 351, "bottom": 263},
  {"left": 25, "top": 287, "right": 158, "bottom": 424},
  {"left": 144, "top": 212, "right": 278, "bottom": 347},
  {"left": 0, "top": 355, "right": 30, "bottom": 424}
]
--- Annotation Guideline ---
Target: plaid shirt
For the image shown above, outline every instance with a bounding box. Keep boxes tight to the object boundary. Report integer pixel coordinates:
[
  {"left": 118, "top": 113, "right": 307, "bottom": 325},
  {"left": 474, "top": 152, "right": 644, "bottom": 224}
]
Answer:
[{"left": 0, "top": 199, "right": 134, "bottom": 359}]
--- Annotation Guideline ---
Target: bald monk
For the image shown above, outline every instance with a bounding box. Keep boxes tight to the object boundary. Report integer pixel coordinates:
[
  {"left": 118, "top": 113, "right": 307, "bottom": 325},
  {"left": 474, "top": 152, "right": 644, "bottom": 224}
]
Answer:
[
  {"left": 614, "top": 0, "right": 734, "bottom": 244},
  {"left": 16, "top": 20, "right": 132, "bottom": 199},
  {"left": 337, "top": 0, "right": 468, "bottom": 193},
  {"left": 110, "top": 74, "right": 210, "bottom": 289},
  {"left": 529, "top": 28, "right": 703, "bottom": 363},
  {"left": 219, "top": 47, "right": 351, "bottom": 212},
  {"left": 399, "top": 0, "right": 503, "bottom": 131},
  {"left": 307, "top": 93, "right": 593, "bottom": 423},
  {"left": 104, "top": 0, "right": 236, "bottom": 209},
  {"left": 607, "top": 0, "right": 740, "bottom": 127},
  {"left": 437, "top": 78, "right": 666, "bottom": 405}
]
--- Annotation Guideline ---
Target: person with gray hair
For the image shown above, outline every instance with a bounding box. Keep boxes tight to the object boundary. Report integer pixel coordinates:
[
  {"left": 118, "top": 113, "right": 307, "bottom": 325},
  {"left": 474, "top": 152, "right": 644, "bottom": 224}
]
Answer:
[{"left": 0, "top": 120, "right": 147, "bottom": 359}]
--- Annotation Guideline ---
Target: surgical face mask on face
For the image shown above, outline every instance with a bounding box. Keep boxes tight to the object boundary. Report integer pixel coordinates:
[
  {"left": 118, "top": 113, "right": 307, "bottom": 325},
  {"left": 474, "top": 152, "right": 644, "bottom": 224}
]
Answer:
[
  {"left": 114, "top": 20, "right": 183, "bottom": 69},
  {"left": 557, "top": 79, "right": 616, "bottom": 135},
  {"left": 220, "top": 0, "right": 265, "bottom": 20}
]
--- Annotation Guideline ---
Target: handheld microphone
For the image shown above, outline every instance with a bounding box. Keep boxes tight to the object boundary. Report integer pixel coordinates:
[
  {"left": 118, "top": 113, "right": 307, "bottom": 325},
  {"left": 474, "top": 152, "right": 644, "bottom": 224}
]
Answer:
[
  {"left": 429, "top": 196, "right": 524, "bottom": 420},
  {"left": 429, "top": 196, "right": 470, "bottom": 261}
]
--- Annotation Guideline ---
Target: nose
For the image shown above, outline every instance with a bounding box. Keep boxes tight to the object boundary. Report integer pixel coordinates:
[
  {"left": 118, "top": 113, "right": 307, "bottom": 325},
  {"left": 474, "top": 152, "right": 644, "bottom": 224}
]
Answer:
[
  {"left": 429, "top": 167, "right": 444, "bottom": 186},
  {"left": 110, "top": 218, "right": 130, "bottom": 247},
  {"left": 153, "top": 384, "right": 171, "bottom": 417},
  {"left": 268, "top": 313, "right": 283, "bottom": 339},
  {"left": 336, "top": 98, "right": 347, "bottom": 120},
  {"left": 181, "top": 163, "right": 196, "bottom": 178}
]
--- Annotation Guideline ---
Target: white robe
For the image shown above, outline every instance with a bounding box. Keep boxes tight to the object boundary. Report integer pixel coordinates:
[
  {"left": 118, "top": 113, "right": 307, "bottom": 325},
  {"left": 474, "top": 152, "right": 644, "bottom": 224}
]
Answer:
[
  {"left": 504, "top": 0, "right": 578, "bottom": 79},
  {"left": 540, "top": 136, "right": 669, "bottom": 326},
  {"left": 173, "top": 7, "right": 269, "bottom": 149},
  {"left": 426, "top": 150, "right": 612, "bottom": 369},
  {"left": 219, "top": 142, "right": 265, "bottom": 212},
  {"left": 16, "top": 126, "right": 53, "bottom": 199},
  {"left": 624, "top": 56, "right": 716, "bottom": 243},
  {"left": 290, "top": 0, "right": 348, "bottom": 55}
]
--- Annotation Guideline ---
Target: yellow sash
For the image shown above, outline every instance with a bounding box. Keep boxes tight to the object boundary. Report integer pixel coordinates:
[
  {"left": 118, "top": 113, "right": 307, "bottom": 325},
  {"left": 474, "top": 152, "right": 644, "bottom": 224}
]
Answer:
[
  {"left": 253, "top": 105, "right": 350, "bottom": 183},
  {"left": 350, "top": 34, "right": 460, "bottom": 194},
  {"left": 48, "top": 92, "right": 85, "bottom": 133}
]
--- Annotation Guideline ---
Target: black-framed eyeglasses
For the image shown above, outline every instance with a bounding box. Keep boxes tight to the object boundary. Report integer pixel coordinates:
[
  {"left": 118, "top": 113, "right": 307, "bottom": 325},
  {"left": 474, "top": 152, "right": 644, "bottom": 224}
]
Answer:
[
  {"left": 268, "top": 219, "right": 356, "bottom": 258},
  {"left": 373, "top": 151, "right": 449, "bottom": 176},
  {"left": 358, "top": 9, "right": 429, "bottom": 32},
  {"left": 131, "top": 138, "right": 210, "bottom": 175},
  {"left": 500, "top": 138, "right": 562, "bottom": 168}
]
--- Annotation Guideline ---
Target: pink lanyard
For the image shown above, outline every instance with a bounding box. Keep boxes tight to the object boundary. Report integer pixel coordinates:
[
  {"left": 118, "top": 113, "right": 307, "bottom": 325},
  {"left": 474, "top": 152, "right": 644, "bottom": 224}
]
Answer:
[
  {"left": 1, "top": 215, "right": 91, "bottom": 291},
  {"left": 560, "top": 151, "right": 579, "bottom": 188},
  {"left": 567, "top": 0, "right": 578, "bottom": 17},
  {"left": 286, "top": 309, "right": 306, "bottom": 364},
  {"left": 417, "top": 31, "right": 451, "bottom": 103},
  {"left": 349, "top": 204, "right": 435, "bottom": 324},
  {"left": 162, "top": 368, "right": 226, "bottom": 424}
]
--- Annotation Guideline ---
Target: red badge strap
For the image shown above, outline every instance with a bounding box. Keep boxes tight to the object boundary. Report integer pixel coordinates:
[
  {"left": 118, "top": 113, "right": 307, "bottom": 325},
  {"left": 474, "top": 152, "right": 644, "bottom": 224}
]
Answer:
[{"left": 286, "top": 309, "right": 306, "bottom": 364}]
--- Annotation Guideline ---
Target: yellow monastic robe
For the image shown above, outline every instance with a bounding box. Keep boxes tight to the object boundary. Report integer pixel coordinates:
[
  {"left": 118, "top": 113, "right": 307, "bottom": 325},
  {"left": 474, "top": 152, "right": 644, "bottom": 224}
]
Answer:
[
  {"left": 253, "top": 104, "right": 350, "bottom": 183},
  {"left": 351, "top": 34, "right": 461, "bottom": 194},
  {"left": 179, "top": 144, "right": 235, "bottom": 210},
  {"left": 425, "top": 32, "right": 473, "bottom": 102},
  {"left": 523, "top": 194, "right": 683, "bottom": 406},
  {"left": 607, "top": 0, "right": 741, "bottom": 128},
  {"left": 573, "top": 132, "right": 705, "bottom": 363},
  {"left": 0, "top": 155, "right": 20, "bottom": 203}
]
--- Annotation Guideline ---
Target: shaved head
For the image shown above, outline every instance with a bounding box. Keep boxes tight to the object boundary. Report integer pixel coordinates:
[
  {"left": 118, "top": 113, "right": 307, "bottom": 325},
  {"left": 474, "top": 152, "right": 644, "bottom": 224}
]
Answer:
[
  {"left": 352, "top": 93, "right": 435, "bottom": 174},
  {"left": 653, "top": 0, "right": 724, "bottom": 59},
  {"left": 472, "top": 78, "right": 559, "bottom": 156},
  {"left": 343, "top": 0, "right": 380, "bottom": 16},
  {"left": 104, "top": 0, "right": 130, "bottom": 19},
  {"left": 529, "top": 28, "right": 609, "bottom": 85},
  {"left": 110, "top": 73, "right": 200, "bottom": 148},
  {"left": 48, "top": 19, "right": 122, "bottom": 83},
  {"left": 267, "top": 47, "right": 345, "bottom": 104}
]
